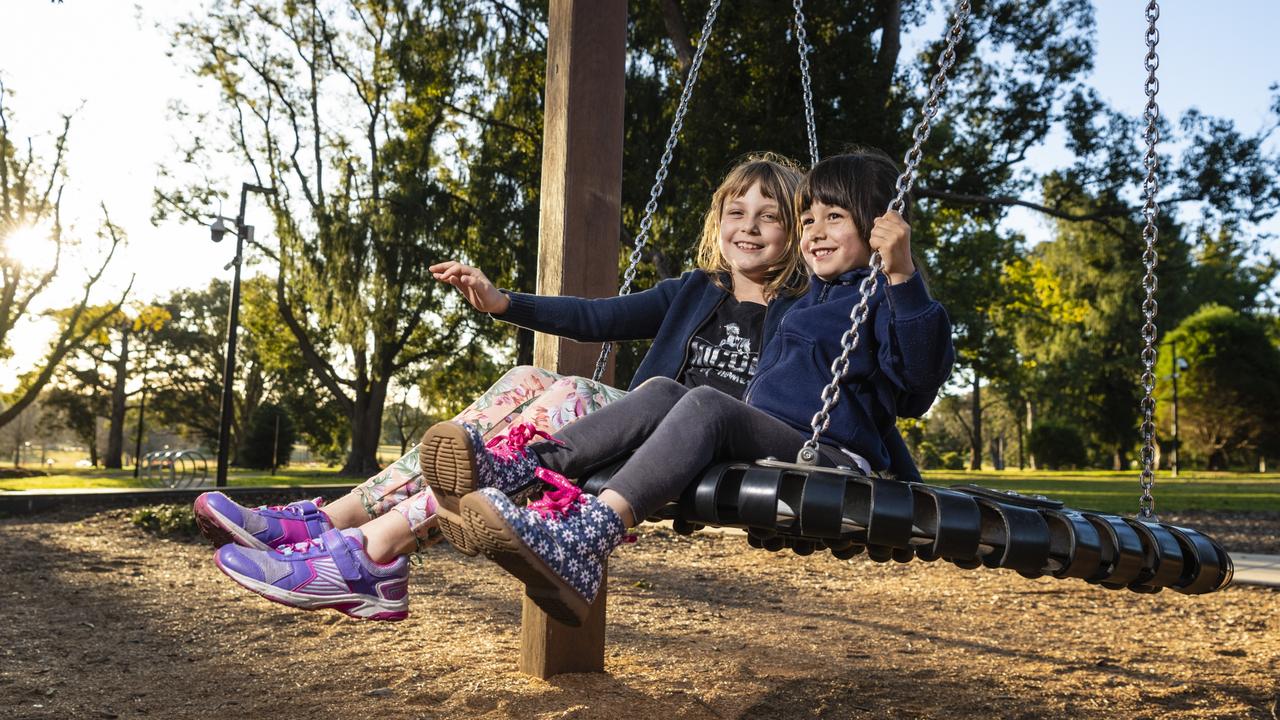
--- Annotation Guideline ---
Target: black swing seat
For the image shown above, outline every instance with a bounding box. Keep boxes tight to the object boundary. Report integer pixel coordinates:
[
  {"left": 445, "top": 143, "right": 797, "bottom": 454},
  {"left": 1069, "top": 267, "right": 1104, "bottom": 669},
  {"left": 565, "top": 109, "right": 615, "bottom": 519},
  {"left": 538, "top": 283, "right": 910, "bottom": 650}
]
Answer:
[{"left": 579, "top": 459, "right": 1234, "bottom": 595}]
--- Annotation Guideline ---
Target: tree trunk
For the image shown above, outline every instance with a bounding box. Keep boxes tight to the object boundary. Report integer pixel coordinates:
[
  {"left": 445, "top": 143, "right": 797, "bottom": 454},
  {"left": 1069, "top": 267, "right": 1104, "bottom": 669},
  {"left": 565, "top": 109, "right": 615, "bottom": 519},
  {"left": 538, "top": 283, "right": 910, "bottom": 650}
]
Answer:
[
  {"left": 342, "top": 377, "right": 389, "bottom": 476},
  {"left": 517, "top": 327, "right": 535, "bottom": 367},
  {"left": 104, "top": 328, "right": 130, "bottom": 469},
  {"left": 1112, "top": 446, "right": 1127, "bottom": 472},
  {"left": 968, "top": 374, "right": 982, "bottom": 470}
]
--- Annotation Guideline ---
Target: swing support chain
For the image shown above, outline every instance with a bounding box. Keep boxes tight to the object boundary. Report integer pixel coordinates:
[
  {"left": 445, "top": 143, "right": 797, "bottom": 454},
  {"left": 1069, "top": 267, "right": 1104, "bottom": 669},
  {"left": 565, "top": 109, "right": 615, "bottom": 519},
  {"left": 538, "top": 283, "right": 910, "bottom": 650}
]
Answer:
[
  {"left": 592, "top": 0, "right": 724, "bottom": 383},
  {"left": 797, "top": 0, "right": 972, "bottom": 465},
  {"left": 1137, "top": 0, "right": 1162, "bottom": 521},
  {"left": 793, "top": 0, "right": 819, "bottom": 167}
]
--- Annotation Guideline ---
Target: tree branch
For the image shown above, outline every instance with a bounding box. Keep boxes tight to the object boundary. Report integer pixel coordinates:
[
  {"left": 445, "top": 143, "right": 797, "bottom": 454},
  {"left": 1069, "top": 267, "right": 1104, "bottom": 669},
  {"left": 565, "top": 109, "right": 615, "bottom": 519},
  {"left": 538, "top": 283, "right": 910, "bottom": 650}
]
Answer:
[{"left": 660, "top": 0, "right": 694, "bottom": 72}]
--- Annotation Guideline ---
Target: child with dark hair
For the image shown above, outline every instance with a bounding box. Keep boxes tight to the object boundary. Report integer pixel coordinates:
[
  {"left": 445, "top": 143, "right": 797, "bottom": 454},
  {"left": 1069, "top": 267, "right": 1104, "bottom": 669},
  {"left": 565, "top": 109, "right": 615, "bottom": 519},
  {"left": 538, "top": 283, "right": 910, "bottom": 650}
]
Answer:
[{"left": 423, "top": 149, "right": 956, "bottom": 625}]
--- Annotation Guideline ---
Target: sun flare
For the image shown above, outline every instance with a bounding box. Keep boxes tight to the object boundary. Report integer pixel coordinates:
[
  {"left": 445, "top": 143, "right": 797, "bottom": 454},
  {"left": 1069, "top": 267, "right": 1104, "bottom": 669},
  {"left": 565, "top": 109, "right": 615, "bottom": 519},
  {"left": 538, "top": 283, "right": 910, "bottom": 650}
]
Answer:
[{"left": 1, "top": 225, "right": 61, "bottom": 270}]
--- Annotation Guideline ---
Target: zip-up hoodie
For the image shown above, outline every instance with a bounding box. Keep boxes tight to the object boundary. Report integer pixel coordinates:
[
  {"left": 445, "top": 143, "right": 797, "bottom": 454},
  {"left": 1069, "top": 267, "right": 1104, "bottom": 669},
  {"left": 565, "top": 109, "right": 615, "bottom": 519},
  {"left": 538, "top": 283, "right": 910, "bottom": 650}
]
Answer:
[
  {"left": 745, "top": 268, "right": 954, "bottom": 471},
  {"left": 497, "top": 270, "right": 798, "bottom": 391}
]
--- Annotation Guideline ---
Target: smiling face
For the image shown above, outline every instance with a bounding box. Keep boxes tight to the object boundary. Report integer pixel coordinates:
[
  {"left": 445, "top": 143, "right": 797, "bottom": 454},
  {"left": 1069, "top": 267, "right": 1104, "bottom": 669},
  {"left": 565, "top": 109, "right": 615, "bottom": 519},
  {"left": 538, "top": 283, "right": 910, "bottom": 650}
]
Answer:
[
  {"left": 717, "top": 181, "right": 791, "bottom": 286},
  {"left": 800, "top": 200, "right": 870, "bottom": 280}
]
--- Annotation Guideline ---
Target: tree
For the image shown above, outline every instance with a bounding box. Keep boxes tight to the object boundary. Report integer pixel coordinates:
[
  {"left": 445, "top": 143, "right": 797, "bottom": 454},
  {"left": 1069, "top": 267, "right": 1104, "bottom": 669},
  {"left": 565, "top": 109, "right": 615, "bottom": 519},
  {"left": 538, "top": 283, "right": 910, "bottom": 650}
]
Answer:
[
  {"left": 56, "top": 304, "right": 169, "bottom": 468},
  {"left": 43, "top": 384, "right": 104, "bottom": 466},
  {"left": 0, "top": 81, "right": 131, "bottom": 430},
  {"left": 381, "top": 388, "right": 427, "bottom": 457},
  {"left": 239, "top": 403, "right": 297, "bottom": 470},
  {"left": 1156, "top": 305, "right": 1280, "bottom": 469},
  {"left": 160, "top": 0, "right": 498, "bottom": 475}
]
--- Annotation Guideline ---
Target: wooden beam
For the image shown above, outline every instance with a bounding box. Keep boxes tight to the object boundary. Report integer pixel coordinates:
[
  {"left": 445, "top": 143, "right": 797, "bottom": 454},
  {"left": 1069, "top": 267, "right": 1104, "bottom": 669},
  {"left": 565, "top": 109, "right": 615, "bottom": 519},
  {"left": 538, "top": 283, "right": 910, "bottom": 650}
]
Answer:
[
  {"left": 533, "top": 0, "right": 626, "bottom": 385},
  {"left": 523, "top": 0, "right": 626, "bottom": 679}
]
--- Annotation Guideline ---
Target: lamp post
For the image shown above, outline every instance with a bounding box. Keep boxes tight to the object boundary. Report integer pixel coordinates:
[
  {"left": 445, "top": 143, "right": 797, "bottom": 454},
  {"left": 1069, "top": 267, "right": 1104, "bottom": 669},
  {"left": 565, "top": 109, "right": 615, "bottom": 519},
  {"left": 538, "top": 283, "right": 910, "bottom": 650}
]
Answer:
[
  {"left": 1165, "top": 339, "right": 1189, "bottom": 478},
  {"left": 210, "top": 182, "right": 276, "bottom": 487}
]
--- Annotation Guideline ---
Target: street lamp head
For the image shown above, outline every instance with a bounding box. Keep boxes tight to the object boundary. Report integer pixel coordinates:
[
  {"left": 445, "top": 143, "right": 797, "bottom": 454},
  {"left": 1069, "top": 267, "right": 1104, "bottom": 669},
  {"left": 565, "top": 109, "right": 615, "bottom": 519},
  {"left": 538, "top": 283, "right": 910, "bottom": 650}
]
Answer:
[{"left": 210, "top": 217, "right": 232, "bottom": 243}]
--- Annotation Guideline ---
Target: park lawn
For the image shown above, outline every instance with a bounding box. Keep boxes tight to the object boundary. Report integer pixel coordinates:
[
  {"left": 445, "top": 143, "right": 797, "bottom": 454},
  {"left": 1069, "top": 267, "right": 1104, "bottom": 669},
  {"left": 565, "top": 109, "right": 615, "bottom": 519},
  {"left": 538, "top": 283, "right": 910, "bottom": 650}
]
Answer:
[
  {"left": 4, "top": 464, "right": 1278, "bottom": 514},
  {"left": 0, "top": 465, "right": 348, "bottom": 491},
  {"left": 922, "top": 468, "right": 1280, "bottom": 513}
]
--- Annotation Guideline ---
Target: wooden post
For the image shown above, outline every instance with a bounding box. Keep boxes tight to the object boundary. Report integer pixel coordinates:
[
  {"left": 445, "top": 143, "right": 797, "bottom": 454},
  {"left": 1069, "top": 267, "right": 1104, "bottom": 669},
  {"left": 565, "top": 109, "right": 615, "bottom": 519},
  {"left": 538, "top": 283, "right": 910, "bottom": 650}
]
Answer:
[{"left": 524, "top": 0, "right": 626, "bottom": 678}]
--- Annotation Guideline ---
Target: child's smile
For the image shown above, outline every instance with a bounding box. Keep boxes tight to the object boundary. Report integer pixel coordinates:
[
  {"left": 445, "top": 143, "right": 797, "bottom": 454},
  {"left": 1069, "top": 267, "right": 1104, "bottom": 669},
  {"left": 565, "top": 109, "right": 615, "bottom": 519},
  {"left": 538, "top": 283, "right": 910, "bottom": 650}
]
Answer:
[
  {"left": 800, "top": 200, "right": 870, "bottom": 279},
  {"left": 719, "top": 182, "right": 788, "bottom": 284}
]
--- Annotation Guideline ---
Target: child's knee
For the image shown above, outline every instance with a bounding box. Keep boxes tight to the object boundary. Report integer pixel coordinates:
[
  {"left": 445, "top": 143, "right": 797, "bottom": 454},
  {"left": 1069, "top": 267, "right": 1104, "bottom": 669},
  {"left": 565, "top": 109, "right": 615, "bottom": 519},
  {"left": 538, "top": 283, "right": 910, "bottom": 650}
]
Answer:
[
  {"left": 685, "top": 385, "right": 730, "bottom": 407},
  {"left": 636, "top": 376, "right": 689, "bottom": 402},
  {"left": 499, "top": 365, "right": 552, "bottom": 383}
]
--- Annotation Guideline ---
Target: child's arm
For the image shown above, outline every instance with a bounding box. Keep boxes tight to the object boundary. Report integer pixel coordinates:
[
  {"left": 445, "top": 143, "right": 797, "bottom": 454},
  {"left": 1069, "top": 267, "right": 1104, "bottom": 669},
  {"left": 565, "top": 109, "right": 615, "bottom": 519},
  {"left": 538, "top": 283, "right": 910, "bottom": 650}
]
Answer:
[
  {"left": 873, "top": 273, "right": 955, "bottom": 417},
  {"left": 865, "top": 214, "right": 955, "bottom": 417},
  {"left": 431, "top": 260, "right": 683, "bottom": 343}
]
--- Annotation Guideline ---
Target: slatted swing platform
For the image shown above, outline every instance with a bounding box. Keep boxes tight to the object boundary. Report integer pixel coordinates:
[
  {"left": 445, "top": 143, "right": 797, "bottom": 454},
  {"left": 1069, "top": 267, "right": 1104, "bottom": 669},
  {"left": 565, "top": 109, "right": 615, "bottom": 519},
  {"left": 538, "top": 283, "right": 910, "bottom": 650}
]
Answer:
[
  {"left": 516, "top": 0, "right": 1233, "bottom": 679},
  {"left": 573, "top": 0, "right": 1233, "bottom": 597},
  {"left": 581, "top": 461, "right": 1233, "bottom": 596}
]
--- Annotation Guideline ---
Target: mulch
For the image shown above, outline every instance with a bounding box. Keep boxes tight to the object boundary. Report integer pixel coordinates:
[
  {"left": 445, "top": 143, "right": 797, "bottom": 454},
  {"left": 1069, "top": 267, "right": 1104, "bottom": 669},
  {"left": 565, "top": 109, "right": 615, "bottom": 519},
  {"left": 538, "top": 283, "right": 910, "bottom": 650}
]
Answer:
[{"left": 0, "top": 507, "right": 1275, "bottom": 719}]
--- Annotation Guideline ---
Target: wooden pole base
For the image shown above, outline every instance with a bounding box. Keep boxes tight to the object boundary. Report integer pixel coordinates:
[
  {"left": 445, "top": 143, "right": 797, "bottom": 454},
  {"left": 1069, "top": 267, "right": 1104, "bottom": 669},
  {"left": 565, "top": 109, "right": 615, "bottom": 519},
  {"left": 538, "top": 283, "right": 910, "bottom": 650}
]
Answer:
[{"left": 518, "top": 564, "right": 608, "bottom": 678}]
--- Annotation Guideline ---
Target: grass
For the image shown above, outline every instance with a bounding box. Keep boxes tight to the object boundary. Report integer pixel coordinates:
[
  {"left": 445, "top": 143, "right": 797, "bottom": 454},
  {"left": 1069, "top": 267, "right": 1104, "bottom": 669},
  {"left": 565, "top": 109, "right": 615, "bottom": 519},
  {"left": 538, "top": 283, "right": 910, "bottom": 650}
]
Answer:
[
  {"left": 0, "top": 465, "right": 348, "bottom": 491},
  {"left": 3, "top": 461, "right": 1277, "bottom": 514}
]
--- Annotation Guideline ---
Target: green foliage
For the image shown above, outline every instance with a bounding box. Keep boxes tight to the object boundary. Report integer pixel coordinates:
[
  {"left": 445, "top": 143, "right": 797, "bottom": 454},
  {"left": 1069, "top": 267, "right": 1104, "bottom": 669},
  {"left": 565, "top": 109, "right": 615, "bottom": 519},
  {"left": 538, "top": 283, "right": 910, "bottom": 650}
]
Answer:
[
  {"left": 239, "top": 403, "right": 297, "bottom": 470},
  {"left": 145, "top": 1, "right": 1280, "bottom": 472},
  {"left": 1156, "top": 304, "right": 1280, "bottom": 468},
  {"left": 1026, "top": 422, "right": 1087, "bottom": 470},
  {"left": 130, "top": 504, "right": 199, "bottom": 539}
]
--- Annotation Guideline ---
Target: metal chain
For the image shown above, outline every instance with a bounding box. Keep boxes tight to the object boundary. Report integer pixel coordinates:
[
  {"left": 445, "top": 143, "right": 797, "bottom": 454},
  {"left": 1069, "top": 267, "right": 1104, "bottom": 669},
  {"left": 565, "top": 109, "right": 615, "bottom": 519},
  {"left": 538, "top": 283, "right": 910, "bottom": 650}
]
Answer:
[
  {"left": 1137, "top": 0, "right": 1162, "bottom": 520},
  {"left": 798, "top": 0, "right": 972, "bottom": 465},
  {"left": 793, "top": 0, "right": 819, "bottom": 167},
  {"left": 592, "top": 0, "right": 724, "bottom": 382}
]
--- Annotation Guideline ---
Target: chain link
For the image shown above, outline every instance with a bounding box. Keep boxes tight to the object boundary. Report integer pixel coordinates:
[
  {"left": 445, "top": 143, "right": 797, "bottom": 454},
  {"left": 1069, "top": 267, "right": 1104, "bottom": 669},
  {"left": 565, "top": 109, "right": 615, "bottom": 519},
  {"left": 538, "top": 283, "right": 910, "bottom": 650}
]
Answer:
[
  {"left": 794, "top": 0, "right": 819, "bottom": 167},
  {"left": 799, "top": 0, "right": 972, "bottom": 463},
  {"left": 1137, "top": 0, "right": 1162, "bottom": 520},
  {"left": 593, "top": 0, "right": 723, "bottom": 382}
]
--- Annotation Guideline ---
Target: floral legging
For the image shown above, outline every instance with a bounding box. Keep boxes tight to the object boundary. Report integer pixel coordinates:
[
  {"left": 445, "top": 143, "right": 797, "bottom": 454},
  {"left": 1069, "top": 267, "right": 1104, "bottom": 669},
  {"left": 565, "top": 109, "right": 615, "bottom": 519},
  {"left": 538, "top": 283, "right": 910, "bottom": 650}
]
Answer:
[{"left": 351, "top": 365, "right": 627, "bottom": 543}]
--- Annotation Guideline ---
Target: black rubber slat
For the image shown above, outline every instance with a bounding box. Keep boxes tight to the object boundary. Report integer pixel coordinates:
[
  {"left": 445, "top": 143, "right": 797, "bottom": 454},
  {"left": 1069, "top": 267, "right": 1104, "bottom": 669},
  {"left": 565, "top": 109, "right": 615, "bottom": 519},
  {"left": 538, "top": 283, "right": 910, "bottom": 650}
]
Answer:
[
  {"left": 798, "top": 471, "right": 848, "bottom": 539},
  {"left": 972, "top": 500, "right": 1051, "bottom": 574},
  {"left": 1042, "top": 510, "right": 1103, "bottom": 580},
  {"left": 1084, "top": 514, "right": 1147, "bottom": 588},
  {"left": 910, "top": 485, "right": 981, "bottom": 562}
]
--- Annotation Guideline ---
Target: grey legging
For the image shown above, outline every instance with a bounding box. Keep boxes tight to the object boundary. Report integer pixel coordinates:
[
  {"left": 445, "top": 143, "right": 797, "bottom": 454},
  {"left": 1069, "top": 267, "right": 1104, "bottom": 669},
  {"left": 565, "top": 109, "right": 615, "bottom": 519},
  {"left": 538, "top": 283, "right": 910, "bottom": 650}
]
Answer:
[{"left": 531, "top": 377, "right": 849, "bottom": 520}]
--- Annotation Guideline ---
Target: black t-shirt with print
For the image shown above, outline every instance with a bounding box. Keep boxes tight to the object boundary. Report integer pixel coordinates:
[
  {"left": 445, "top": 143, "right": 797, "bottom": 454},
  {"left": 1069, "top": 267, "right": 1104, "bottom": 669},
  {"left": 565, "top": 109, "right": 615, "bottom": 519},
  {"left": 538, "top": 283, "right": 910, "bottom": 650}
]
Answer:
[{"left": 680, "top": 297, "right": 767, "bottom": 398}]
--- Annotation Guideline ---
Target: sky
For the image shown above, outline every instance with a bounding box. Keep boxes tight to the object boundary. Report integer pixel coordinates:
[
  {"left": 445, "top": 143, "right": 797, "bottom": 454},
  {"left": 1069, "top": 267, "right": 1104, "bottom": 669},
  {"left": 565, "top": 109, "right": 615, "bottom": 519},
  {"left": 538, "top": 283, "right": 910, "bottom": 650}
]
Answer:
[{"left": 1, "top": 1, "right": 1278, "bottom": 391}]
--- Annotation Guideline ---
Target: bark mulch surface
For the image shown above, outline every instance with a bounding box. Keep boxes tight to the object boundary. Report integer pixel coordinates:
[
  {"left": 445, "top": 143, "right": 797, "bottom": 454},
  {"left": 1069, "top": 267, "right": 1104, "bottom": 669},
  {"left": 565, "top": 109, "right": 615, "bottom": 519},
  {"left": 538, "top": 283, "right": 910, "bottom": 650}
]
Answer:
[{"left": 1, "top": 508, "right": 1276, "bottom": 719}]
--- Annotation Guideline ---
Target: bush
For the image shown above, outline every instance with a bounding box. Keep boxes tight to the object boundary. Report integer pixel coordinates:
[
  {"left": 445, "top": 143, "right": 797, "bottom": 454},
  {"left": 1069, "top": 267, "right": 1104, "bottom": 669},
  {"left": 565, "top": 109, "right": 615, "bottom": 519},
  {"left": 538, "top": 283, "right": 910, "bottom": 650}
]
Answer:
[
  {"left": 239, "top": 403, "right": 297, "bottom": 469},
  {"left": 1027, "top": 421, "right": 1087, "bottom": 470},
  {"left": 939, "top": 451, "right": 967, "bottom": 470},
  {"left": 130, "top": 504, "right": 199, "bottom": 538}
]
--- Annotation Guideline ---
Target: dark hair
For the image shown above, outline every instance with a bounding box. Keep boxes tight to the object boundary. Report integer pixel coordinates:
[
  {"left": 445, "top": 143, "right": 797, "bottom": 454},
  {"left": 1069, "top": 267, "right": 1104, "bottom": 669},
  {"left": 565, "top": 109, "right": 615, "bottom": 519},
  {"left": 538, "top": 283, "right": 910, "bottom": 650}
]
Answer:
[{"left": 795, "top": 148, "right": 907, "bottom": 244}]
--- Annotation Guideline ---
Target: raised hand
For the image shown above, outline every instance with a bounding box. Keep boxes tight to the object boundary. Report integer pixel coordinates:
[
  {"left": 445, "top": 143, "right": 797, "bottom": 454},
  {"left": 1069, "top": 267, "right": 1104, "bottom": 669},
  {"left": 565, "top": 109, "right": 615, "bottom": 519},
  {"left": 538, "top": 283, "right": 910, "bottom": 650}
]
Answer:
[
  {"left": 429, "top": 260, "right": 511, "bottom": 314},
  {"left": 868, "top": 211, "right": 915, "bottom": 285}
]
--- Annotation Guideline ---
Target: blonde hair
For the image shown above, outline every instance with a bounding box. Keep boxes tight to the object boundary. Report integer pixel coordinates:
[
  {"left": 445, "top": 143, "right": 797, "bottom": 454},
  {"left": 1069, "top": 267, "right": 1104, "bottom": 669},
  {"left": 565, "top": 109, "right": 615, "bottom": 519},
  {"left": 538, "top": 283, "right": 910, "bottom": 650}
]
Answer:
[{"left": 695, "top": 152, "right": 808, "bottom": 300}]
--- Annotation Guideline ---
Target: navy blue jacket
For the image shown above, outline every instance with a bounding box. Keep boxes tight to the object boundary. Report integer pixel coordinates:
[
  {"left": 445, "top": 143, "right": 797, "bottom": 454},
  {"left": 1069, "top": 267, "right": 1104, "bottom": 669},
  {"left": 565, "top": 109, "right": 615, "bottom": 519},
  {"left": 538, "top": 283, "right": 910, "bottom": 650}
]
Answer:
[
  {"left": 745, "top": 268, "right": 954, "bottom": 471},
  {"left": 498, "top": 270, "right": 799, "bottom": 391}
]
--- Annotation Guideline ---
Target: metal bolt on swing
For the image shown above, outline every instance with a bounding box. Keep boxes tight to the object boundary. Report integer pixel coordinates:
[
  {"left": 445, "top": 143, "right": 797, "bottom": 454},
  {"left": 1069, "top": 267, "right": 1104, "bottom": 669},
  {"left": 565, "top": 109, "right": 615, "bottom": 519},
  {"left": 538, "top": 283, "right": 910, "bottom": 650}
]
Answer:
[{"left": 796, "top": 0, "right": 972, "bottom": 466}]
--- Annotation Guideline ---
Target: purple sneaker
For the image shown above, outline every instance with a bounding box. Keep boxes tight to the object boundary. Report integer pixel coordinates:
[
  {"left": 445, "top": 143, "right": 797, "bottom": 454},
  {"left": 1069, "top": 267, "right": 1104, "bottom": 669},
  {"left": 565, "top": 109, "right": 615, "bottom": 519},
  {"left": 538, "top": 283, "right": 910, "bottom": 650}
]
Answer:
[
  {"left": 194, "top": 492, "right": 333, "bottom": 551},
  {"left": 213, "top": 528, "right": 409, "bottom": 622},
  {"left": 461, "top": 476, "right": 632, "bottom": 627},
  {"left": 420, "top": 421, "right": 559, "bottom": 556}
]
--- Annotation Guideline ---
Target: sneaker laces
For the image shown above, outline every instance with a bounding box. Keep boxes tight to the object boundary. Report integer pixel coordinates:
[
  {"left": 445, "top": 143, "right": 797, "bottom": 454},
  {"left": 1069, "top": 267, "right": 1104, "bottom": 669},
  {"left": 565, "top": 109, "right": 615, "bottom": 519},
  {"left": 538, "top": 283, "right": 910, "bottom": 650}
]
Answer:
[
  {"left": 258, "top": 497, "right": 326, "bottom": 515},
  {"left": 279, "top": 536, "right": 327, "bottom": 556},
  {"left": 527, "top": 467, "right": 586, "bottom": 519},
  {"left": 485, "top": 422, "right": 563, "bottom": 461}
]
